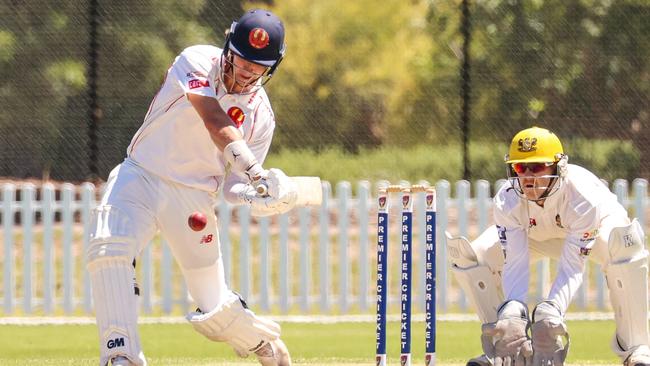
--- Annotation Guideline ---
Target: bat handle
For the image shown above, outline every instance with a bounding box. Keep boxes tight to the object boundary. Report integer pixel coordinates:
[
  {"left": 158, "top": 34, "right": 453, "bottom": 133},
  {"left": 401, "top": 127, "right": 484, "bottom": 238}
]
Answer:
[{"left": 254, "top": 180, "right": 268, "bottom": 196}]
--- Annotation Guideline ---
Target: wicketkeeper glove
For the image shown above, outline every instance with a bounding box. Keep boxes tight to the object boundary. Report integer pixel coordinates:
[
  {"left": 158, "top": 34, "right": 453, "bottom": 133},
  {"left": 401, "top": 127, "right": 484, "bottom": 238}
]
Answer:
[
  {"left": 531, "top": 301, "right": 570, "bottom": 366},
  {"left": 481, "top": 300, "right": 533, "bottom": 366}
]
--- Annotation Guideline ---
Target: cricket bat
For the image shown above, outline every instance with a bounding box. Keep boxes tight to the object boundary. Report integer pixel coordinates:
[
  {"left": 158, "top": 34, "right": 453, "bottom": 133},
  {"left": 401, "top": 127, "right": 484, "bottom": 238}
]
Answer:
[{"left": 255, "top": 176, "right": 323, "bottom": 206}]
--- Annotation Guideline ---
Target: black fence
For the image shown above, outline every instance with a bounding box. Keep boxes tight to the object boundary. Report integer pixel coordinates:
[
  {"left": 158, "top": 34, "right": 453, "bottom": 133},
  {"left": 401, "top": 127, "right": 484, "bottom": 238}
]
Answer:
[{"left": 1, "top": 0, "right": 648, "bottom": 181}]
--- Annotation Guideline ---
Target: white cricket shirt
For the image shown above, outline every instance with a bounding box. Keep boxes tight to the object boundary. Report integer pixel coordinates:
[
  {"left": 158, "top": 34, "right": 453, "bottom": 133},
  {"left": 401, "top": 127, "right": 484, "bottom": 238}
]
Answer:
[
  {"left": 127, "top": 45, "right": 275, "bottom": 192},
  {"left": 493, "top": 164, "right": 628, "bottom": 313}
]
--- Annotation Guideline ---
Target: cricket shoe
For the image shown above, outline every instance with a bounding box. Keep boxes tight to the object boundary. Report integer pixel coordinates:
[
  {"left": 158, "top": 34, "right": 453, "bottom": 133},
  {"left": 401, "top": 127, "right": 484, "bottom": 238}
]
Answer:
[
  {"left": 255, "top": 339, "right": 292, "bottom": 366},
  {"left": 111, "top": 356, "right": 135, "bottom": 366},
  {"left": 466, "top": 354, "right": 493, "bottom": 366},
  {"left": 625, "top": 345, "right": 650, "bottom": 366}
]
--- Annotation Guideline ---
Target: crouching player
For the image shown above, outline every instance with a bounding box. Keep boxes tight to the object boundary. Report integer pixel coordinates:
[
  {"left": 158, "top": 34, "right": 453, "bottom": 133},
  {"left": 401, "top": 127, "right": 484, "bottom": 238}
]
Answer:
[{"left": 447, "top": 126, "right": 650, "bottom": 366}]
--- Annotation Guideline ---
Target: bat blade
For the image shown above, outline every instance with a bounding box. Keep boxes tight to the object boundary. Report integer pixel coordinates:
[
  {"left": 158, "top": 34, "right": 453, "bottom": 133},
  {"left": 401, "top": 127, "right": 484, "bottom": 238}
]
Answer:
[
  {"left": 254, "top": 176, "right": 323, "bottom": 206},
  {"left": 292, "top": 176, "right": 323, "bottom": 206}
]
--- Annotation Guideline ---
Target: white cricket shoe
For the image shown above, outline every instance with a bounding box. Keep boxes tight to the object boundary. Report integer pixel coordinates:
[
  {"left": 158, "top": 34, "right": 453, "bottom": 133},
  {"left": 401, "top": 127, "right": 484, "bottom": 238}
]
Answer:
[
  {"left": 255, "top": 339, "right": 292, "bottom": 366},
  {"left": 625, "top": 345, "right": 650, "bottom": 366},
  {"left": 466, "top": 354, "right": 493, "bottom": 366},
  {"left": 111, "top": 356, "right": 135, "bottom": 366}
]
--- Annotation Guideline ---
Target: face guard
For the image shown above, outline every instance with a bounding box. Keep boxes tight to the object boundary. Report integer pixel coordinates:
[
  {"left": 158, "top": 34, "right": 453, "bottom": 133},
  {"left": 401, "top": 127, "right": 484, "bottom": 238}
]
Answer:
[
  {"left": 219, "top": 51, "right": 271, "bottom": 94},
  {"left": 506, "top": 160, "right": 565, "bottom": 203}
]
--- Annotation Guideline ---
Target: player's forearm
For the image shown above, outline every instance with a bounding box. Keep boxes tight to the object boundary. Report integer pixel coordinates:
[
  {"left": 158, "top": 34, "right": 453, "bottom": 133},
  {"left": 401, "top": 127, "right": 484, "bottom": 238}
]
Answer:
[
  {"left": 547, "top": 245, "right": 586, "bottom": 314},
  {"left": 187, "top": 92, "right": 241, "bottom": 150},
  {"left": 204, "top": 121, "right": 242, "bottom": 151},
  {"left": 187, "top": 93, "right": 264, "bottom": 179},
  {"left": 200, "top": 111, "right": 263, "bottom": 177},
  {"left": 203, "top": 119, "right": 264, "bottom": 180},
  {"left": 501, "top": 229, "right": 531, "bottom": 303}
]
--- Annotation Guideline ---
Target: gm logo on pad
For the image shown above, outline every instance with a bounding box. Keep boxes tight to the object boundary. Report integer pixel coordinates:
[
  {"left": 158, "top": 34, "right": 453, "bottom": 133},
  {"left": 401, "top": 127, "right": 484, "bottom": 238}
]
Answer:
[{"left": 107, "top": 337, "right": 125, "bottom": 349}]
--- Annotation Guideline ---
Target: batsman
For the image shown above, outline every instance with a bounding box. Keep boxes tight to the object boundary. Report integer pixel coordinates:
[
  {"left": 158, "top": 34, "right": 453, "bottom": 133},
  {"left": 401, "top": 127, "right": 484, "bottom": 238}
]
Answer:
[
  {"left": 86, "top": 9, "right": 295, "bottom": 366},
  {"left": 447, "top": 126, "right": 650, "bottom": 366}
]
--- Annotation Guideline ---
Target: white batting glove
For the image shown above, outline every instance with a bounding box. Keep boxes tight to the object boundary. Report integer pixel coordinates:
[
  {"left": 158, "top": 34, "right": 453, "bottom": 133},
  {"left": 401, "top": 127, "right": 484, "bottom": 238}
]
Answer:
[
  {"left": 531, "top": 301, "right": 570, "bottom": 366},
  {"left": 264, "top": 169, "right": 297, "bottom": 201},
  {"left": 235, "top": 170, "right": 297, "bottom": 217},
  {"left": 482, "top": 300, "right": 533, "bottom": 366}
]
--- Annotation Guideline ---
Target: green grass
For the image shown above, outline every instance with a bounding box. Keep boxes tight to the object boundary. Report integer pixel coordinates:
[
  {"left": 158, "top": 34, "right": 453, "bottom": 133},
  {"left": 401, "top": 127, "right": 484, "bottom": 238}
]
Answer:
[{"left": 0, "top": 320, "right": 619, "bottom": 365}]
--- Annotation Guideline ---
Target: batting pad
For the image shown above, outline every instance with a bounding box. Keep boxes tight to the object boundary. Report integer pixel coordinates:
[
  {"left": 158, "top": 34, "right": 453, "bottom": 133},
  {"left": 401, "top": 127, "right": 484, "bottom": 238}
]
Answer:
[
  {"left": 452, "top": 265, "right": 504, "bottom": 324},
  {"left": 607, "top": 220, "right": 650, "bottom": 359},
  {"left": 87, "top": 205, "right": 145, "bottom": 366},
  {"left": 447, "top": 233, "right": 503, "bottom": 324},
  {"left": 187, "top": 292, "right": 281, "bottom": 357},
  {"left": 87, "top": 256, "right": 145, "bottom": 366}
]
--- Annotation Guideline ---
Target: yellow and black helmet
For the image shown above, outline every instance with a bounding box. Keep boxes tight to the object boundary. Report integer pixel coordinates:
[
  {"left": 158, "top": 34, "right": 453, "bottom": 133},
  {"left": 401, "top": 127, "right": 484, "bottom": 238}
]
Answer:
[{"left": 505, "top": 126, "right": 564, "bottom": 164}]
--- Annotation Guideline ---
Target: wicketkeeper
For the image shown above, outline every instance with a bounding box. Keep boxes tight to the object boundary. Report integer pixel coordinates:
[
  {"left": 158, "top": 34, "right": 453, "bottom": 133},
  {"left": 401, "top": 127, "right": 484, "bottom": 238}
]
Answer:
[
  {"left": 86, "top": 9, "right": 294, "bottom": 366},
  {"left": 447, "top": 126, "right": 650, "bottom": 366}
]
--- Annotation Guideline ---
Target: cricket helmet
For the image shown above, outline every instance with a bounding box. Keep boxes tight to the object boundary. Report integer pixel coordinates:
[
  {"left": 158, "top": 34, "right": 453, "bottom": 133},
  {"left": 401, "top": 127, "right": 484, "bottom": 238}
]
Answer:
[
  {"left": 224, "top": 9, "right": 285, "bottom": 76},
  {"left": 505, "top": 126, "right": 564, "bottom": 164},
  {"left": 504, "top": 126, "right": 569, "bottom": 201}
]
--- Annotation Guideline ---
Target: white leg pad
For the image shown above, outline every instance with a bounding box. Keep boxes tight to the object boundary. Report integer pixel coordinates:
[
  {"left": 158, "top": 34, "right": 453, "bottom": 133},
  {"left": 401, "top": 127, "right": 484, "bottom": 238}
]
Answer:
[
  {"left": 187, "top": 292, "right": 281, "bottom": 357},
  {"left": 447, "top": 232, "right": 504, "bottom": 323},
  {"left": 87, "top": 206, "right": 145, "bottom": 366},
  {"left": 606, "top": 219, "right": 650, "bottom": 360}
]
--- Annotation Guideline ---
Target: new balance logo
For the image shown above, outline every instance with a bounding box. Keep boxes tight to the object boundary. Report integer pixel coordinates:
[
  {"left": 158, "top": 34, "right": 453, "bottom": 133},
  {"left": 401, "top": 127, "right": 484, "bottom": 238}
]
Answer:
[{"left": 107, "top": 337, "right": 125, "bottom": 349}]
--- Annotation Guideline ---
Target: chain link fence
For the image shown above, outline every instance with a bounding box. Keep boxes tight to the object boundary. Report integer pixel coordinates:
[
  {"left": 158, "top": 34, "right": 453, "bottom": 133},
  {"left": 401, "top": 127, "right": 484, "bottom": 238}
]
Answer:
[{"left": 1, "top": 0, "right": 648, "bottom": 182}]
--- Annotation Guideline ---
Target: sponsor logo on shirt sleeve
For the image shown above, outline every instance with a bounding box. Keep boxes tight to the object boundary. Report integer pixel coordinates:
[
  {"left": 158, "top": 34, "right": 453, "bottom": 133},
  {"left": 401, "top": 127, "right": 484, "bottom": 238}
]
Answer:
[
  {"left": 579, "top": 228, "right": 599, "bottom": 243},
  {"left": 188, "top": 78, "right": 210, "bottom": 89}
]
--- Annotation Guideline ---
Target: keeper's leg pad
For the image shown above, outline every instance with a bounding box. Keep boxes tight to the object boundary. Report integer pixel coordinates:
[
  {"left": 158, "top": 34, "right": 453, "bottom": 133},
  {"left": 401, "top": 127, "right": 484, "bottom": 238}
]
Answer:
[
  {"left": 187, "top": 291, "right": 281, "bottom": 357},
  {"left": 606, "top": 219, "right": 650, "bottom": 360},
  {"left": 447, "top": 229, "right": 504, "bottom": 323},
  {"left": 86, "top": 205, "right": 146, "bottom": 366}
]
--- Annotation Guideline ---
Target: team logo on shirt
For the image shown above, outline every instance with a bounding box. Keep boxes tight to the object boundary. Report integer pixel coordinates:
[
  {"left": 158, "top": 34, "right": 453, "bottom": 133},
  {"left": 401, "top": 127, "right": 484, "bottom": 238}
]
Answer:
[
  {"left": 249, "top": 28, "right": 270, "bottom": 49},
  {"left": 496, "top": 225, "right": 507, "bottom": 244},
  {"left": 580, "top": 247, "right": 592, "bottom": 256},
  {"left": 529, "top": 218, "right": 537, "bottom": 228},
  {"left": 188, "top": 78, "right": 210, "bottom": 89},
  {"left": 227, "top": 107, "right": 246, "bottom": 128},
  {"left": 580, "top": 229, "right": 599, "bottom": 243}
]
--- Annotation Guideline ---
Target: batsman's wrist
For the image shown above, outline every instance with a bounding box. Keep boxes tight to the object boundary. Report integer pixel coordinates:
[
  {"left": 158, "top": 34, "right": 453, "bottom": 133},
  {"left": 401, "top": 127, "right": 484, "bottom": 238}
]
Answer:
[
  {"left": 224, "top": 140, "right": 259, "bottom": 178},
  {"left": 246, "top": 163, "right": 265, "bottom": 181}
]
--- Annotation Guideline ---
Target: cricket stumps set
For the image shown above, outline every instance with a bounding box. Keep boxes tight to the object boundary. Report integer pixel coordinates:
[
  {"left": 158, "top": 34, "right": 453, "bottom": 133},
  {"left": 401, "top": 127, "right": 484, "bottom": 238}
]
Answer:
[{"left": 376, "top": 184, "right": 436, "bottom": 366}]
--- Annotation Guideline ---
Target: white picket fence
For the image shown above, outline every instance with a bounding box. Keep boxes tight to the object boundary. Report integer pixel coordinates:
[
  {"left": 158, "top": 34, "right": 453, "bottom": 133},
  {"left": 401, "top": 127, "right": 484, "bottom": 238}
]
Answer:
[{"left": 0, "top": 178, "right": 648, "bottom": 315}]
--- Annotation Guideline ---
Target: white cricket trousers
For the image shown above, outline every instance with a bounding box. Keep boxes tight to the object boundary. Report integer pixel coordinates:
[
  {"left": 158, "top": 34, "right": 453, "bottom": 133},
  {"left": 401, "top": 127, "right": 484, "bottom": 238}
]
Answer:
[{"left": 100, "top": 158, "right": 230, "bottom": 311}]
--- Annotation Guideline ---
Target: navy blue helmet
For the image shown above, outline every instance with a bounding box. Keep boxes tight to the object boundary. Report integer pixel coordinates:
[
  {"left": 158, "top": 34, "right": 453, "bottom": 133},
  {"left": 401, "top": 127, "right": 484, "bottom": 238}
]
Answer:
[{"left": 224, "top": 9, "right": 286, "bottom": 77}]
